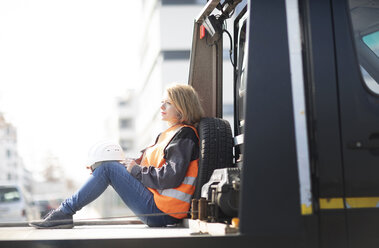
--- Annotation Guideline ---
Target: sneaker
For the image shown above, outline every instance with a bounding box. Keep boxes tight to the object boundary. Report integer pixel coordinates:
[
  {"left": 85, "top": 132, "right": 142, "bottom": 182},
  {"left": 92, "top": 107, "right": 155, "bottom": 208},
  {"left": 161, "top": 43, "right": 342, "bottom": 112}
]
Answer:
[{"left": 29, "top": 209, "right": 74, "bottom": 229}]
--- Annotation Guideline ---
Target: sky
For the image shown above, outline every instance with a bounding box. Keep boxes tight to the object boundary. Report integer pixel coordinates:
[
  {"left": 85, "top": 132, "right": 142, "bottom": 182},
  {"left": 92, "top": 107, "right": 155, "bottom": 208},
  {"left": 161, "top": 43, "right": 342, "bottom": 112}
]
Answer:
[{"left": 0, "top": 0, "right": 141, "bottom": 183}]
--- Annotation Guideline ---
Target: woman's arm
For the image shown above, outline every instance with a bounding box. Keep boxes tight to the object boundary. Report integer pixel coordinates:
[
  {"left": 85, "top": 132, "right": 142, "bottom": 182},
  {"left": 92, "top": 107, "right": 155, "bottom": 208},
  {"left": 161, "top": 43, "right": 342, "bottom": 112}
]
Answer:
[{"left": 130, "top": 127, "right": 199, "bottom": 190}]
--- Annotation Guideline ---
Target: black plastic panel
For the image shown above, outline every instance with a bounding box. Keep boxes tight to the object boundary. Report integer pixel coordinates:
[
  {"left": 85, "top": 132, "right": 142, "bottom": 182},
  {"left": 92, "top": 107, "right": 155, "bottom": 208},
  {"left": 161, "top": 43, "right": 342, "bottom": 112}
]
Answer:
[
  {"left": 304, "top": 0, "right": 345, "bottom": 198},
  {"left": 239, "top": 0, "right": 303, "bottom": 239},
  {"left": 332, "top": 0, "right": 379, "bottom": 196}
]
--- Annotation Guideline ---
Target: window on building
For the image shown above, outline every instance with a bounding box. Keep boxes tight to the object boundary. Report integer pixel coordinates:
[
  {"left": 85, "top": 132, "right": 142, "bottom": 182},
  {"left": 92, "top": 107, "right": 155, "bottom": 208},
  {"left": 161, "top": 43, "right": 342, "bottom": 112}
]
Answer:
[
  {"left": 119, "top": 118, "right": 132, "bottom": 129},
  {"left": 223, "top": 103, "right": 234, "bottom": 116},
  {"left": 120, "top": 139, "right": 133, "bottom": 151},
  {"left": 118, "top": 100, "right": 130, "bottom": 107},
  {"left": 6, "top": 149, "right": 11, "bottom": 158},
  {"left": 162, "top": 50, "right": 190, "bottom": 60}
]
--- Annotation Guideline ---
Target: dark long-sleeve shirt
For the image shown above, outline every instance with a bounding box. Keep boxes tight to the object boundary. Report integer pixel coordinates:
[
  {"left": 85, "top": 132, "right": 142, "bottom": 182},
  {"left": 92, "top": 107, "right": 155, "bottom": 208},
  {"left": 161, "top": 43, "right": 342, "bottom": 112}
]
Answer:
[{"left": 130, "top": 127, "right": 199, "bottom": 190}]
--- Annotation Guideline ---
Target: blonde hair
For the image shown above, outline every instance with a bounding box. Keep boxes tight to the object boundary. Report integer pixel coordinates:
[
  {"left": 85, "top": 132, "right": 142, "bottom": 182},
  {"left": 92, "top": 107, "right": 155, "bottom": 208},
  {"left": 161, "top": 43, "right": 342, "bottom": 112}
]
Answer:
[{"left": 166, "top": 84, "right": 204, "bottom": 126}]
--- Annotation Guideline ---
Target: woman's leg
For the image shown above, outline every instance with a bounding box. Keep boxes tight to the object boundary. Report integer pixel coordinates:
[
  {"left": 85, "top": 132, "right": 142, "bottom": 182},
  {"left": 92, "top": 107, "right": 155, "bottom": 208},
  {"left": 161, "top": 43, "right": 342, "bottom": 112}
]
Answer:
[{"left": 60, "top": 161, "right": 180, "bottom": 227}]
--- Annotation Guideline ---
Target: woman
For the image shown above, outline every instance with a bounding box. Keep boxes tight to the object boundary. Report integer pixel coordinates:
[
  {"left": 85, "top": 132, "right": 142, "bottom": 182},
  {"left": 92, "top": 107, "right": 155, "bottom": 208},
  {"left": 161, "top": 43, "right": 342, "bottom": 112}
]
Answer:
[{"left": 30, "top": 84, "right": 204, "bottom": 228}]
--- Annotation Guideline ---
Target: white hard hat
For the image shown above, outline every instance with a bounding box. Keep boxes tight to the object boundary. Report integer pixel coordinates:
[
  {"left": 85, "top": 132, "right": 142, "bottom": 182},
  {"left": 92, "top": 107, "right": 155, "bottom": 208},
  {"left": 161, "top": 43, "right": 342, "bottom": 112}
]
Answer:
[{"left": 87, "top": 141, "right": 125, "bottom": 166}]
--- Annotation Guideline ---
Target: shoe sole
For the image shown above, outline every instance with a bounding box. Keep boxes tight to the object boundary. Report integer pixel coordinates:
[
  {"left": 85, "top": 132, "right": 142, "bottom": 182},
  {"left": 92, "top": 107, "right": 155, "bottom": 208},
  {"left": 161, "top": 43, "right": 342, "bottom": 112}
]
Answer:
[{"left": 29, "top": 223, "right": 74, "bottom": 229}]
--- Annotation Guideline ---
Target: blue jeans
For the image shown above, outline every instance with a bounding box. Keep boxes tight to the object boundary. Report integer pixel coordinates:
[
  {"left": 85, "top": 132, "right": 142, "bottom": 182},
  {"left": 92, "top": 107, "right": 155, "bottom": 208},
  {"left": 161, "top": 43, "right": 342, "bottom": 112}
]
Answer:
[{"left": 59, "top": 161, "right": 181, "bottom": 227}]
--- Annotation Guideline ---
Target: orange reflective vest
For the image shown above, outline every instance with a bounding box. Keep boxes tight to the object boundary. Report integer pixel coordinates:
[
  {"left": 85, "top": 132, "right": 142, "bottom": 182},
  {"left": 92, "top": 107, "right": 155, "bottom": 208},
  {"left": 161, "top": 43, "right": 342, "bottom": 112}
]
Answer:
[{"left": 140, "top": 124, "right": 199, "bottom": 219}]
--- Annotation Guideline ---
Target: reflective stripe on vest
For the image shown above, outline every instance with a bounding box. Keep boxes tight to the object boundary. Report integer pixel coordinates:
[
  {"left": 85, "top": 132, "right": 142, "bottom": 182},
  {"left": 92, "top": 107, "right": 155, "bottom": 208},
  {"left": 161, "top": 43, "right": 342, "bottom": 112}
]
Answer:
[
  {"left": 156, "top": 176, "right": 196, "bottom": 203},
  {"left": 157, "top": 189, "right": 193, "bottom": 203},
  {"left": 182, "top": 176, "right": 196, "bottom": 186}
]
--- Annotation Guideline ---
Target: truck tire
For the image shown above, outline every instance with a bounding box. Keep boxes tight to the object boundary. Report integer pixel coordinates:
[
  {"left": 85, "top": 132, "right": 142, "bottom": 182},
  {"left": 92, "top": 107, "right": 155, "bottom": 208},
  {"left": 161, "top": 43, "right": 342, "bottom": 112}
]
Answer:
[{"left": 194, "top": 117, "right": 234, "bottom": 199}]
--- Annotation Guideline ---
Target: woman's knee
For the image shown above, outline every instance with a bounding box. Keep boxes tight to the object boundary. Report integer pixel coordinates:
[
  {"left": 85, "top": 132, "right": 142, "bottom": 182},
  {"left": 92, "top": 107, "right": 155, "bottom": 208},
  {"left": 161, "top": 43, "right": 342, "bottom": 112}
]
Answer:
[
  {"left": 92, "top": 161, "right": 123, "bottom": 175},
  {"left": 101, "top": 161, "right": 122, "bottom": 168}
]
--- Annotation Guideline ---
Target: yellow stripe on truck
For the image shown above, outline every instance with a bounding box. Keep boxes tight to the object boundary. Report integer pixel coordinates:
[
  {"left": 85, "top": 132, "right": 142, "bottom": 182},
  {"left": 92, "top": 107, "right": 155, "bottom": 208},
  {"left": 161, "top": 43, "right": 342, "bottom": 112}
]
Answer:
[
  {"left": 318, "top": 197, "right": 379, "bottom": 210},
  {"left": 301, "top": 204, "right": 313, "bottom": 215},
  {"left": 345, "top": 197, "right": 379, "bottom": 208},
  {"left": 319, "top": 198, "right": 344, "bottom": 209}
]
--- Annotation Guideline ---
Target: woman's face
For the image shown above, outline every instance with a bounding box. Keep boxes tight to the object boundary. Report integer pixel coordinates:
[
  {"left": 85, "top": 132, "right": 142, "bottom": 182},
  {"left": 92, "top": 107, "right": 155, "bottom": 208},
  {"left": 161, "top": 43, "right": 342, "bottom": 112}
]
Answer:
[{"left": 161, "top": 93, "right": 180, "bottom": 125}]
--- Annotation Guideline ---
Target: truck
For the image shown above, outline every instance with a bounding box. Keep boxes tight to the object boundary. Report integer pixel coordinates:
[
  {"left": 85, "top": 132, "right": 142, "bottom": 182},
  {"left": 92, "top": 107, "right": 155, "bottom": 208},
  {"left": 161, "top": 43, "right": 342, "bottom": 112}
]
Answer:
[
  {"left": 3, "top": 0, "right": 379, "bottom": 247},
  {"left": 189, "top": 0, "right": 379, "bottom": 247}
]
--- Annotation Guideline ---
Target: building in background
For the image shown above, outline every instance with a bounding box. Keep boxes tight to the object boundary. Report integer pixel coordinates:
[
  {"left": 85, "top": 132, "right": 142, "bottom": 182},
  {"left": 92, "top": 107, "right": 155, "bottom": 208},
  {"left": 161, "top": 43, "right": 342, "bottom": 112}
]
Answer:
[
  {"left": 117, "top": 89, "right": 137, "bottom": 157},
  {"left": 134, "top": 0, "right": 234, "bottom": 149},
  {"left": 0, "top": 113, "right": 32, "bottom": 192},
  {"left": 133, "top": 0, "right": 206, "bottom": 149}
]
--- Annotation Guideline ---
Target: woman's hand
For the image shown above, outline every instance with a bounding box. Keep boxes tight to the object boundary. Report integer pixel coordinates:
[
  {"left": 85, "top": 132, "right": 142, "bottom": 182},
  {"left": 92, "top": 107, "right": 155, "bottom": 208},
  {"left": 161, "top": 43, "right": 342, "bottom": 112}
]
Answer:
[
  {"left": 124, "top": 159, "right": 138, "bottom": 173},
  {"left": 86, "top": 165, "right": 94, "bottom": 174}
]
